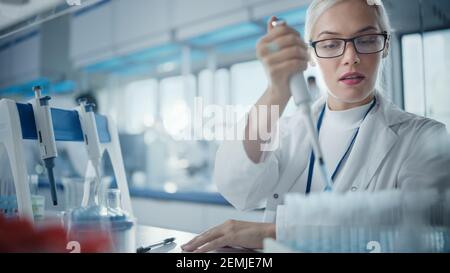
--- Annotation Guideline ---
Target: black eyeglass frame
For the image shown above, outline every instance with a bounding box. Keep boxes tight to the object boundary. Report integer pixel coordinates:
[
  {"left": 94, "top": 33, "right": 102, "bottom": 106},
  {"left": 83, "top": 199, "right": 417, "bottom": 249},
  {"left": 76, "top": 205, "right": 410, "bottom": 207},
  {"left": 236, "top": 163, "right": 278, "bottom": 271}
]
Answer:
[{"left": 309, "top": 31, "right": 390, "bottom": 59}]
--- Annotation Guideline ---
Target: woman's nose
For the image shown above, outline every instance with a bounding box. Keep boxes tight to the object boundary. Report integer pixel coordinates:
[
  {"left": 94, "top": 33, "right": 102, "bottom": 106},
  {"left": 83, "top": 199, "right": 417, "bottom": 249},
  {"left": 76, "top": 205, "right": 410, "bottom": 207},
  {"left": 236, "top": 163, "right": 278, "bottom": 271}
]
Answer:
[{"left": 341, "top": 42, "right": 360, "bottom": 65}]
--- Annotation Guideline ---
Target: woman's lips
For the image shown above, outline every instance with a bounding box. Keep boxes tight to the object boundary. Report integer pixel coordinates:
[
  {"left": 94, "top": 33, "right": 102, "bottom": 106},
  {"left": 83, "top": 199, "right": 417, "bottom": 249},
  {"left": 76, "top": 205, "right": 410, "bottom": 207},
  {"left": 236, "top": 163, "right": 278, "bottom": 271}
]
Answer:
[
  {"left": 340, "top": 77, "right": 365, "bottom": 86},
  {"left": 339, "top": 72, "right": 366, "bottom": 86}
]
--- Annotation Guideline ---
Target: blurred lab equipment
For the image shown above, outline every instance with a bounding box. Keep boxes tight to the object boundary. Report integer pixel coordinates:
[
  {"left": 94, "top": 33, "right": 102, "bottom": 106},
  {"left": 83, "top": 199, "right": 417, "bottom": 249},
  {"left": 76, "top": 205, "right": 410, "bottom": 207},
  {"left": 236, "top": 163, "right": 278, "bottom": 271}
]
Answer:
[
  {"left": 76, "top": 99, "right": 103, "bottom": 206},
  {"left": 105, "top": 188, "right": 136, "bottom": 252},
  {"left": 0, "top": 155, "right": 44, "bottom": 219},
  {"left": 0, "top": 97, "right": 36, "bottom": 220},
  {"left": 273, "top": 189, "right": 450, "bottom": 253},
  {"left": 0, "top": 212, "right": 112, "bottom": 253},
  {"left": 67, "top": 184, "right": 136, "bottom": 253},
  {"left": 0, "top": 144, "right": 17, "bottom": 218},
  {"left": 62, "top": 176, "right": 112, "bottom": 210},
  {"left": 119, "top": 133, "right": 148, "bottom": 186},
  {"left": 0, "top": 91, "right": 133, "bottom": 224},
  {"left": 307, "top": 76, "right": 321, "bottom": 102},
  {"left": 31, "top": 86, "right": 59, "bottom": 206}
]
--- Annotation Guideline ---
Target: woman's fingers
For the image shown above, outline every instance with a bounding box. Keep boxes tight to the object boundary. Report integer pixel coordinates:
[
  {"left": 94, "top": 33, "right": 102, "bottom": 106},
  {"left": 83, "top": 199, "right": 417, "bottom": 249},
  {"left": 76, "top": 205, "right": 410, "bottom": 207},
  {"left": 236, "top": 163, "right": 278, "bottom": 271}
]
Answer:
[
  {"left": 181, "top": 220, "right": 239, "bottom": 252},
  {"left": 193, "top": 236, "right": 230, "bottom": 253},
  {"left": 258, "top": 34, "right": 307, "bottom": 58},
  {"left": 260, "top": 24, "right": 300, "bottom": 45},
  {"left": 181, "top": 221, "right": 275, "bottom": 253},
  {"left": 256, "top": 17, "right": 310, "bottom": 94},
  {"left": 267, "top": 59, "right": 308, "bottom": 81},
  {"left": 264, "top": 46, "right": 309, "bottom": 67},
  {"left": 181, "top": 228, "right": 223, "bottom": 251}
]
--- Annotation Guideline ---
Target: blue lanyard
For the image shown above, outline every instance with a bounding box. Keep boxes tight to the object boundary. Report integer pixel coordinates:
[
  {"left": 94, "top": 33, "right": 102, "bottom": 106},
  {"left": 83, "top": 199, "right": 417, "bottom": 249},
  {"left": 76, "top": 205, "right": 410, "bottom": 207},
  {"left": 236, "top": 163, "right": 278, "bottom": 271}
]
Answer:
[{"left": 305, "top": 98, "right": 377, "bottom": 194}]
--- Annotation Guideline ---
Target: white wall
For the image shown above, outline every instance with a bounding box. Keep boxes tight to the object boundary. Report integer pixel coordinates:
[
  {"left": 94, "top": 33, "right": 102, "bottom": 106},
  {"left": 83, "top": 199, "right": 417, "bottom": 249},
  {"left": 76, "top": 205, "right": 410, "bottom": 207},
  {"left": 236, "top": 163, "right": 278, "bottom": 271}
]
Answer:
[
  {"left": 132, "top": 197, "right": 263, "bottom": 234},
  {"left": 0, "top": 31, "right": 41, "bottom": 88},
  {"left": 0, "top": 42, "right": 12, "bottom": 87}
]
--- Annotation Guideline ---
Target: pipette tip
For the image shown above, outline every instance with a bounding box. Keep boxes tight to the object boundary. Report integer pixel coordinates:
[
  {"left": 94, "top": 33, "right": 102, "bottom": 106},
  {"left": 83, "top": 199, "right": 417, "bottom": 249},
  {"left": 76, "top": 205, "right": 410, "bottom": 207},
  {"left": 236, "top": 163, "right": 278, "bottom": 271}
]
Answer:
[{"left": 44, "top": 159, "right": 58, "bottom": 206}]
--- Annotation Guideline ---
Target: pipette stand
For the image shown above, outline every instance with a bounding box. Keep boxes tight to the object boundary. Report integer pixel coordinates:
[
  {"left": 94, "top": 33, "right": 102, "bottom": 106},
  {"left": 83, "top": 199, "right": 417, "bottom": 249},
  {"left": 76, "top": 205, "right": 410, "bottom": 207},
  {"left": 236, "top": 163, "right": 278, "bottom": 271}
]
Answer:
[{"left": 0, "top": 98, "right": 133, "bottom": 222}]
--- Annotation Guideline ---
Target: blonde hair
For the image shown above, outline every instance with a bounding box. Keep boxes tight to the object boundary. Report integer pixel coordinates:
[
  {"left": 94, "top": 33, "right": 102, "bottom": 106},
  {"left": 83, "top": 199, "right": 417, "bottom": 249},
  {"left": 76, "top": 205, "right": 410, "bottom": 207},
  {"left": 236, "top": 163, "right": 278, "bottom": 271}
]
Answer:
[
  {"left": 304, "top": 0, "right": 392, "bottom": 43},
  {"left": 304, "top": 0, "right": 393, "bottom": 94}
]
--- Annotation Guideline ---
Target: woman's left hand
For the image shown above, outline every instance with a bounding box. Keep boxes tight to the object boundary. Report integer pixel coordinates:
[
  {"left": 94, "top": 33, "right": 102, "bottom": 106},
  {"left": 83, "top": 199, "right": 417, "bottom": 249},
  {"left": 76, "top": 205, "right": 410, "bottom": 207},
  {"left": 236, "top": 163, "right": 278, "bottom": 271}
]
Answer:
[{"left": 181, "top": 220, "right": 276, "bottom": 253}]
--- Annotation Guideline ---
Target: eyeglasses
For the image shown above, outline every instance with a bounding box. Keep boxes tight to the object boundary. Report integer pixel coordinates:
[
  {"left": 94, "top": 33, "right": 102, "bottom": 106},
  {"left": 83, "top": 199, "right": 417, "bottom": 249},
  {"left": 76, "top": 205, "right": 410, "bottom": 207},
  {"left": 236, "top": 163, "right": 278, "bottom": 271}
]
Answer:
[{"left": 310, "top": 32, "right": 390, "bottom": 59}]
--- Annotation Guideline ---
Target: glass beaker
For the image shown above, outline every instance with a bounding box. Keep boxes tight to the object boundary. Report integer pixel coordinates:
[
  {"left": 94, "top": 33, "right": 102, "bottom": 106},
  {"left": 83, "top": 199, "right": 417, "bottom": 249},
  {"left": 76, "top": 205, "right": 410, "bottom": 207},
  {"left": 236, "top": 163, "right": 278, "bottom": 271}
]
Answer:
[
  {"left": 62, "top": 177, "right": 87, "bottom": 211},
  {"left": 66, "top": 176, "right": 111, "bottom": 253},
  {"left": 62, "top": 176, "right": 113, "bottom": 211},
  {"left": 105, "top": 188, "right": 136, "bottom": 253}
]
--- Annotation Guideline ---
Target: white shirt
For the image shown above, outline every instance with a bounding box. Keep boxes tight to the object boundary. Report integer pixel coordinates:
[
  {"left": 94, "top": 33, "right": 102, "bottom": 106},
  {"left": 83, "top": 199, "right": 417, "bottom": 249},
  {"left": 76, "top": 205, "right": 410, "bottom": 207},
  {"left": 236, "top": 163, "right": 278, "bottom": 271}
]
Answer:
[{"left": 292, "top": 100, "right": 375, "bottom": 193}]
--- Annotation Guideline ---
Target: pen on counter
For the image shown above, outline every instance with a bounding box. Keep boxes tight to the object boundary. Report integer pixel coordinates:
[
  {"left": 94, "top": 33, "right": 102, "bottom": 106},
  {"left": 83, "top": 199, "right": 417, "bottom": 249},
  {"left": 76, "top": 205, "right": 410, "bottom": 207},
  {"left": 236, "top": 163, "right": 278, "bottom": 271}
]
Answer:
[{"left": 136, "top": 237, "right": 176, "bottom": 253}]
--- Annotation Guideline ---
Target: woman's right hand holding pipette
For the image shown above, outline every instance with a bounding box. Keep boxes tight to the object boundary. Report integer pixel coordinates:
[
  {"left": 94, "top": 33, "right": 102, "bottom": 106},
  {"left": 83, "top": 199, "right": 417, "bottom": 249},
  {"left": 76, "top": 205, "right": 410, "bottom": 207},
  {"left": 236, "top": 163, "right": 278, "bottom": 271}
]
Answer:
[
  {"left": 256, "top": 16, "right": 309, "bottom": 102},
  {"left": 244, "top": 17, "right": 310, "bottom": 163}
]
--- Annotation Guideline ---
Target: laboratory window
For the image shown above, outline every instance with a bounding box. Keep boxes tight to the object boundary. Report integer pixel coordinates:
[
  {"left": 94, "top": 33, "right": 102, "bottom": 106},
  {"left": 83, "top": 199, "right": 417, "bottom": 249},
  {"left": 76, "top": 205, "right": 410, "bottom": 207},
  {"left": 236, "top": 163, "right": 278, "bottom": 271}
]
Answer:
[
  {"left": 402, "top": 29, "right": 450, "bottom": 129},
  {"left": 230, "top": 60, "right": 268, "bottom": 112},
  {"left": 229, "top": 59, "right": 323, "bottom": 117},
  {"left": 198, "top": 68, "right": 230, "bottom": 106},
  {"left": 229, "top": 60, "right": 301, "bottom": 118}
]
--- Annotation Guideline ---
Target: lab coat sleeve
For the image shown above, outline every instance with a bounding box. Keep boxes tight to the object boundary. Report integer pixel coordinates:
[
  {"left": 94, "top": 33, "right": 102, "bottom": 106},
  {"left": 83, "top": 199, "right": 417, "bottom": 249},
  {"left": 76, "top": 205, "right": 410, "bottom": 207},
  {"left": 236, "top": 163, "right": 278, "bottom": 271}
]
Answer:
[
  {"left": 213, "top": 116, "right": 289, "bottom": 211},
  {"left": 275, "top": 205, "right": 289, "bottom": 243},
  {"left": 398, "top": 121, "right": 450, "bottom": 191}
]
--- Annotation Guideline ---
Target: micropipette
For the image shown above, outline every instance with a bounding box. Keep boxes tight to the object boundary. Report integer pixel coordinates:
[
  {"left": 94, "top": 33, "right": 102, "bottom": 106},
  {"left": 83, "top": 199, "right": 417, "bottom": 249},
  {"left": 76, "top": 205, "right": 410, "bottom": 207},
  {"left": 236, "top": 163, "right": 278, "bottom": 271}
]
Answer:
[
  {"left": 77, "top": 99, "right": 102, "bottom": 205},
  {"left": 32, "top": 86, "right": 59, "bottom": 205},
  {"left": 271, "top": 19, "right": 333, "bottom": 191}
]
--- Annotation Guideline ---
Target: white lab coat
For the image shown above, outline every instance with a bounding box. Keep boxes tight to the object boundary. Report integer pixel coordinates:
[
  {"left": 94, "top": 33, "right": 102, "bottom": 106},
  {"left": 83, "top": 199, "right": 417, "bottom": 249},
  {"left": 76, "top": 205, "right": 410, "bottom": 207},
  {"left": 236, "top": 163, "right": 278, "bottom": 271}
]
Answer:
[{"left": 213, "top": 92, "right": 450, "bottom": 223}]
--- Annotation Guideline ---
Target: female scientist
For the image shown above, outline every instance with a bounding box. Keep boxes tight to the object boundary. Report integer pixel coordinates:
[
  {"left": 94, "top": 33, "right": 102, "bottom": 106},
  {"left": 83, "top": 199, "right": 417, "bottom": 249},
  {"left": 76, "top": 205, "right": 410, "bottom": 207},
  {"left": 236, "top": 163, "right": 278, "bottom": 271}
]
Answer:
[{"left": 181, "top": 0, "right": 450, "bottom": 252}]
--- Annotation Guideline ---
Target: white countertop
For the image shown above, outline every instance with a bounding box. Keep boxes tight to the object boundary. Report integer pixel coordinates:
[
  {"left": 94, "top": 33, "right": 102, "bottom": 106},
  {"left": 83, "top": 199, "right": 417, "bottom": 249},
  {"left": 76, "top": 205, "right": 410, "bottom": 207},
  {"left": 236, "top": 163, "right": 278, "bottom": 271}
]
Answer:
[{"left": 136, "top": 225, "right": 257, "bottom": 253}]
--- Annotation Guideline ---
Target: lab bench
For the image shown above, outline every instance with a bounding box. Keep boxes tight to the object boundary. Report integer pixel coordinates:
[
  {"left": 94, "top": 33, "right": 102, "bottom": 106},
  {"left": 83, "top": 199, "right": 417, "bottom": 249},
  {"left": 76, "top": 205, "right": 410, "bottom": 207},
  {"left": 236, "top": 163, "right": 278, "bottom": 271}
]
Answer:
[
  {"left": 136, "top": 225, "right": 256, "bottom": 253},
  {"left": 136, "top": 225, "right": 196, "bottom": 253},
  {"left": 130, "top": 188, "right": 230, "bottom": 206}
]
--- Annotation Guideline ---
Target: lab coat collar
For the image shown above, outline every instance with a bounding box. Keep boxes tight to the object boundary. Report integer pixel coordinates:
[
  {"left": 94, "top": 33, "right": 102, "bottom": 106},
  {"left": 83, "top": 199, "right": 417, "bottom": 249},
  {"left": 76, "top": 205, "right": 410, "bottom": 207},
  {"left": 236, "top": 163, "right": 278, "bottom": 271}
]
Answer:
[
  {"left": 311, "top": 91, "right": 413, "bottom": 127},
  {"left": 309, "top": 92, "right": 414, "bottom": 191}
]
